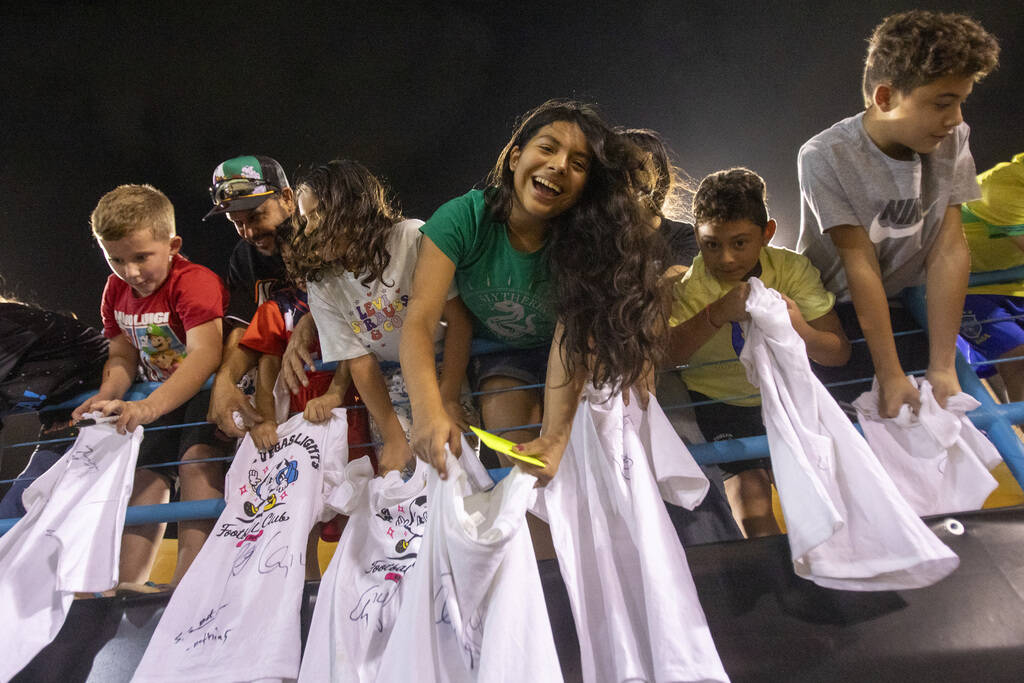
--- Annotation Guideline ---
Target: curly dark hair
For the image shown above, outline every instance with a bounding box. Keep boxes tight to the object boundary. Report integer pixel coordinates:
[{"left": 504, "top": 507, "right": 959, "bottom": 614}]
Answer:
[
  {"left": 617, "top": 127, "right": 695, "bottom": 223},
  {"left": 286, "top": 160, "right": 402, "bottom": 287},
  {"left": 862, "top": 10, "right": 1000, "bottom": 108},
  {"left": 486, "top": 100, "right": 666, "bottom": 392},
  {"left": 692, "top": 168, "right": 769, "bottom": 229}
]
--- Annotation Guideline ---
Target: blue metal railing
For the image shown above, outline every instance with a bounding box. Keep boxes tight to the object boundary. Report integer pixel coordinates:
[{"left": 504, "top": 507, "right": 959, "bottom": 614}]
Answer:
[{"left": 3, "top": 266, "right": 1024, "bottom": 536}]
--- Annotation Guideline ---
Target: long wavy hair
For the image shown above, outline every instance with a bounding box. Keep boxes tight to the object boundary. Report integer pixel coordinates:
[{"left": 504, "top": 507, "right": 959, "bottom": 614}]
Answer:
[
  {"left": 487, "top": 100, "right": 666, "bottom": 392},
  {"left": 286, "top": 160, "right": 402, "bottom": 286},
  {"left": 617, "top": 127, "right": 696, "bottom": 224}
]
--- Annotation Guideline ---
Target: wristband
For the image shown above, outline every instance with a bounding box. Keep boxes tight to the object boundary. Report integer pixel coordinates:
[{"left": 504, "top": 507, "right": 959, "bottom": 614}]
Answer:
[{"left": 704, "top": 304, "right": 722, "bottom": 329}]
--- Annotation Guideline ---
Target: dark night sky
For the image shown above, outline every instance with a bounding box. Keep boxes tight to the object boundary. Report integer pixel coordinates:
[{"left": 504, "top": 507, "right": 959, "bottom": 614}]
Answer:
[{"left": 1, "top": 1, "right": 1020, "bottom": 327}]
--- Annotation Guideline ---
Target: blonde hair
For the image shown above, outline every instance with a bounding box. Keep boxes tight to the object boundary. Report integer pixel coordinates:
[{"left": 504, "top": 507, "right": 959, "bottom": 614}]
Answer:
[{"left": 91, "top": 184, "right": 176, "bottom": 241}]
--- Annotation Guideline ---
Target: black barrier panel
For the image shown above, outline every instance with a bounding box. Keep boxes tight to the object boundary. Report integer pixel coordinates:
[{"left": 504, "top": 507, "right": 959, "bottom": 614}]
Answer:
[{"left": 13, "top": 507, "right": 1024, "bottom": 682}]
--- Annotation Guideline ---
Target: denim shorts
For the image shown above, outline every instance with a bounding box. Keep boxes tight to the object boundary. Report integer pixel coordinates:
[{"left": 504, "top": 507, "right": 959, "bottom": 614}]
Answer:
[{"left": 469, "top": 344, "right": 550, "bottom": 392}]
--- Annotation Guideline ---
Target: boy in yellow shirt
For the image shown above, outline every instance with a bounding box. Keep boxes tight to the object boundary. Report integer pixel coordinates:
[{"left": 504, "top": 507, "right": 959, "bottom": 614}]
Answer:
[{"left": 666, "top": 168, "right": 850, "bottom": 537}]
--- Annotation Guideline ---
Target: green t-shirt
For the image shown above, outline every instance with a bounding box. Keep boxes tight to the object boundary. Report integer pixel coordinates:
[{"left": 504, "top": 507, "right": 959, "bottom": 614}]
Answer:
[
  {"left": 421, "top": 190, "right": 555, "bottom": 348},
  {"left": 669, "top": 246, "right": 835, "bottom": 406}
]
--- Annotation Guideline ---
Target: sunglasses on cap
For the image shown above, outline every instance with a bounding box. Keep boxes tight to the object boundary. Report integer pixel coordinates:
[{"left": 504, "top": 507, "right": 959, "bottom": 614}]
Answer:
[{"left": 208, "top": 177, "right": 281, "bottom": 206}]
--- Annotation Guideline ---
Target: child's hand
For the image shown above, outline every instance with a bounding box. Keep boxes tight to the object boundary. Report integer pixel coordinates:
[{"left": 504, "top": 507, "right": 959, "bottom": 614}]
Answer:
[
  {"left": 93, "top": 398, "right": 162, "bottom": 434},
  {"left": 878, "top": 374, "right": 921, "bottom": 418},
  {"left": 250, "top": 421, "right": 279, "bottom": 452},
  {"left": 72, "top": 394, "right": 113, "bottom": 422},
  {"left": 303, "top": 394, "right": 342, "bottom": 423},
  {"left": 779, "top": 293, "right": 807, "bottom": 331},
  {"left": 511, "top": 431, "right": 571, "bottom": 487},
  {"left": 926, "top": 367, "right": 961, "bottom": 409},
  {"left": 411, "top": 407, "right": 462, "bottom": 478},
  {"left": 442, "top": 399, "right": 472, "bottom": 436},
  {"left": 712, "top": 283, "right": 752, "bottom": 325},
  {"left": 379, "top": 436, "right": 414, "bottom": 476}
]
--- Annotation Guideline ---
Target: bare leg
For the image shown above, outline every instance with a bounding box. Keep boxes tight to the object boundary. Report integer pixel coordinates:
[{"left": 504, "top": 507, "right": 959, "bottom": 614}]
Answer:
[
  {"left": 306, "top": 524, "right": 322, "bottom": 580},
  {"left": 996, "top": 345, "right": 1024, "bottom": 404},
  {"left": 478, "top": 376, "right": 556, "bottom": 558},
  {"left": 724, "top": 467, "right": 781, "bottom": 538},
  {"left": 171, "top": 444, "right": 224, "bottom": 585},
  {"left": 120, "top": 469, "right": 170, "bottom": 584},
  {"left": 478, "top": 375, "right": 543, "bottom": 444}
]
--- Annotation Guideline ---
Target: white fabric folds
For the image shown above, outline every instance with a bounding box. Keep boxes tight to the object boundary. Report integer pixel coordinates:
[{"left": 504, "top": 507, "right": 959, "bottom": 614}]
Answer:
[
  {"left": 0, "top": 417, "right": 141, "bottom": 681},
  {"left": 739, "top": 277, "right": 959, "bottom": 591},
  {"left": 853, "top": 376, "right": 1000, "bottom": 516},
  {"left": 132, "top": 409, "right": 348, "bottom": 683},
  {"left": 299, "top": 456, "right": 429, "bottom": 682},
  {"left": 534, "top": 387, "right": 729, "bottom": 683},
  {"left": 378, "top": 450, "right": 561, "bottom": 682}
]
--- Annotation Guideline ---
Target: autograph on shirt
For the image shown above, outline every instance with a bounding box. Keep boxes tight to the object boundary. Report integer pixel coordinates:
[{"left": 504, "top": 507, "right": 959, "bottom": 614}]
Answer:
[{"left": 173, "top": 602, "right": 231, "bottom": 652}]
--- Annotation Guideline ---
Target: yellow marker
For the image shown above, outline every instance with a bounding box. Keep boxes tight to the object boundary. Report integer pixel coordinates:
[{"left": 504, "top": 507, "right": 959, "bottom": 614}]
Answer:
[{"left": 470, "top": 426, "right": 546, "bottom": 468}]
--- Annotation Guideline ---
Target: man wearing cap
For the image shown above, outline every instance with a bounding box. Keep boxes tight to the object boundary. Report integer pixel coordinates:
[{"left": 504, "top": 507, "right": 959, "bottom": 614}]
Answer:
[
  {"left": 204, "top": 155, "right": 322, "bottom": 436},
  {"left": 960, "top": 152, "right": 1024, "bottom": 402}
]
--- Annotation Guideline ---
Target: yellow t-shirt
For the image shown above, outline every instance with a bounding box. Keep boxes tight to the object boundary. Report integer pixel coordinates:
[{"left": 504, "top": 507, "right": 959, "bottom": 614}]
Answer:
[
  {"left": 963, "top": 153, "right": 1024, "bottom": 297},
  {"left": 669, "top": 246, "right": 835, "bottom": 406}
]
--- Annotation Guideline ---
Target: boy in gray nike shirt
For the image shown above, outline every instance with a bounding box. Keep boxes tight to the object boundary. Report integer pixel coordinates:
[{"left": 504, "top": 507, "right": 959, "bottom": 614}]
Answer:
[{"left": 797, "top": 10, "right": 999, "bottom": 417}]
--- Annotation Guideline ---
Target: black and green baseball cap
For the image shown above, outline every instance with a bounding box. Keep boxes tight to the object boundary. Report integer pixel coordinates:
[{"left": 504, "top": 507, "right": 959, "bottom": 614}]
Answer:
[{"left": 204, "top": 155, "right": 291, "bottom": 220}]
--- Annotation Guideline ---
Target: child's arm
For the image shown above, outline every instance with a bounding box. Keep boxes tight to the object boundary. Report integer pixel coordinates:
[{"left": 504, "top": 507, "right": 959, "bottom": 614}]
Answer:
[
  {"left": 250, "top": 353, "right": 282, "bottom": 451},
  {"left": 924, "top": 205, "right": 970, "bottom": 406},
  {"left": 780, "top": 299, "right": 851, "bottom": 367},
  {"left": 438, "top": 295, "right": 473, "bottom": 434},
  {"left": 72, "top": 333, "right": 139, "bottom": 420},
  {"left": 401, "top": 238, "right": 461, "bottom": 477},
  {"left": 303, "top": 361, "right": 351, "bottom": 424},
  {"left": 665, "top": 283, "right": 750, "bottom": 366},
  {"left": 349, "top": 353, "right": 412, "bottom": 474},
  {"left": 513, "top": 322, "right": 585, "bottom": 486},
  {"left": 100, "top": 319, "right": 224, "bottom": 433},
  {"left": 209, "top": 327, "right": 263, "bottom": 437},
  {"left": 830, "top": 225, "right": 919, "bottom": 417}
]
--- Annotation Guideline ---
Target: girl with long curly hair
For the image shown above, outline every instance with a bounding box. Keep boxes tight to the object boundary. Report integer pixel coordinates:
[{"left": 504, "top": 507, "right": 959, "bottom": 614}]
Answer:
[
  {"left": 287, "top": 159, "right": 474, "bottom": 474},
  {"left": 401, "top": 99, "right": 666, "bottom": 484}
]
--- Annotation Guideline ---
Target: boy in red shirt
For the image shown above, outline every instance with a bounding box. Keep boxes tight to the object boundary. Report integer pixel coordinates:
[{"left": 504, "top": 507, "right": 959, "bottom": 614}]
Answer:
[{"left": 73, "top": 184, "right": 230, "bottom": 588}]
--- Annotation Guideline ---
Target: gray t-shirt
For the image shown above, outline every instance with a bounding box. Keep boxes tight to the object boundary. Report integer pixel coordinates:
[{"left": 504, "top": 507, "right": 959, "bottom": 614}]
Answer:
[{"left": 796, "top": 112, "right": 980, "bottom": 301}]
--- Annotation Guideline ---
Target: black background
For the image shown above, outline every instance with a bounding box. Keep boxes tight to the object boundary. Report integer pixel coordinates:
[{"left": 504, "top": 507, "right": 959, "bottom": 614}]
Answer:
[{"left": 1, "top": 0, "right": 1019, "bottom": 326}]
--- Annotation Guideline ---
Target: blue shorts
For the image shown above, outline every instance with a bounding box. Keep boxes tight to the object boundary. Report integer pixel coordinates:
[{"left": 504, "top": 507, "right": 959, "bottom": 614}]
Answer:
[
  {"left": 469, "top": 344, "right": 550, "bottom": 392},
  {"left": 960, "top": 295, "right": 1024, "bottom": 368}
]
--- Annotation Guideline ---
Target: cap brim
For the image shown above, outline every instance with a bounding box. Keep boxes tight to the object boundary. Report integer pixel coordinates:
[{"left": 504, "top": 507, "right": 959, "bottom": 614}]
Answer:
[{"left": 203, "top": 193, "right": 273, "bottom": 221}]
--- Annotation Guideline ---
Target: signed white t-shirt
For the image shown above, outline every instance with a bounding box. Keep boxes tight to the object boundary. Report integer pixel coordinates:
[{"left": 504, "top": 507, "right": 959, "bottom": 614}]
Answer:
[
  {"left": 299, "top": 456, "right": 428, "bottom": 682},
  {"left": 132, "top": 410, "right": 348, "bottom": 682},
  {"left": 0, "top": 418, "right": 141, "bottom": 682},
  {"left": 377, "top": 451, "right": 562, "bottom": 682}
]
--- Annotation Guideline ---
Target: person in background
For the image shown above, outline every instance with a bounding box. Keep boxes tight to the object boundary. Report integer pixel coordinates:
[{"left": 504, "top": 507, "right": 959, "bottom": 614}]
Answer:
[{"left": 958, "top": 153, "right": 1024, "bottom": 403}]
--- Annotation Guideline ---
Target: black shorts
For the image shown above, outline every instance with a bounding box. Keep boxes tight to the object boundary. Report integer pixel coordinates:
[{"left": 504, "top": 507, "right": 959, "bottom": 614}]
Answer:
[
  {"left": 137, "top": 389, "right": 232, "bottom": 481},
  {"left": 689, "top": 391, "right": 769, "bottom": 477}
]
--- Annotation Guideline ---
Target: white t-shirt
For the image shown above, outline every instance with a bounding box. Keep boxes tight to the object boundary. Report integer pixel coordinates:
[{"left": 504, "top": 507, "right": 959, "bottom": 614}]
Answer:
[
  {"left": 0, "top": 418, "right": 141, "bottom": 681},
  {"left": 299, "top": 456, "right": 428, "bottom": 683},
  {"left": 853, "top": 376, "right": 1000, "bottom": 516},
  {"left": 132, "top": 410, "right": 349, "bottom": 683},
  {"left": 796, "top": 112, "right": 980, "bottom": 300},
  {"left": 534, "top": 388, "right": 729, "bottom": 683},
  {"left": 377, "top": 451, "right": 562, "bottom": 682},
  {"left": 306, "top": 219, "right": 455, "bottom": 364},
  {"left": 739, "top": 278, "right": 959, "bottom": 590}
]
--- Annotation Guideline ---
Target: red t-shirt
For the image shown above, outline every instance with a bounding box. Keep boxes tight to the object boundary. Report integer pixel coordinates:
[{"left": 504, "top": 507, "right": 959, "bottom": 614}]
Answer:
[
  {"left": 101, "top": 254, "right": 228, "bottom": 382},
  {"left": 239, "top": 290, "right": 333, "bottom": 414}
]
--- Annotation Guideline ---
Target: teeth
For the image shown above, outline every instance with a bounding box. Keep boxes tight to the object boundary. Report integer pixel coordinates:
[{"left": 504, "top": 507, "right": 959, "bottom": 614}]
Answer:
[{"left": 534, "top": 177, "right": 562, "bottom": 194}]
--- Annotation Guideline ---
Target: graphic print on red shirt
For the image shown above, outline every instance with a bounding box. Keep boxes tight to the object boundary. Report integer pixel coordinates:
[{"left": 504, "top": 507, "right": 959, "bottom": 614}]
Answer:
[{"left": 101, "top": 254, "right": 228, "bottom": 382}]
